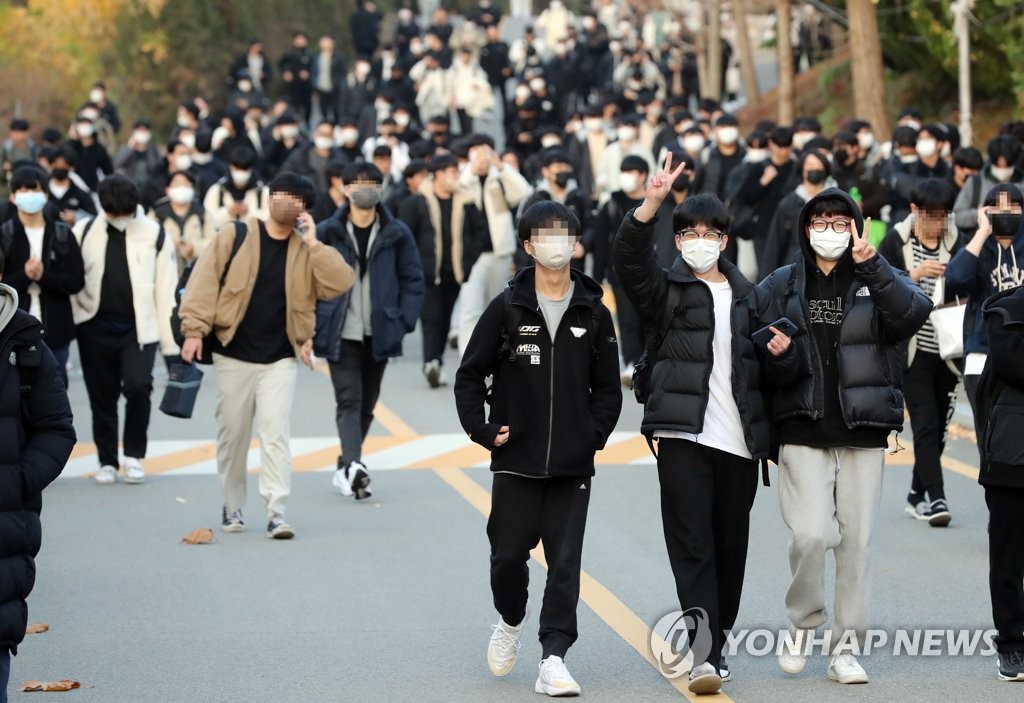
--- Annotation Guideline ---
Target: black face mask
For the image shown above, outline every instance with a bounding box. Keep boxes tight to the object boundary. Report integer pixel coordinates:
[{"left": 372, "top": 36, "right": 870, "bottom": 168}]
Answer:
[
  {"left": 991, "top": 212, "right": 1023, "bottom": 239},
  {"left": 671, "top": 175, "right": 691, "bottom": 193},
  {"left": 554, "top": 171, "right": 572, "bottom": 188},
  {"left": 51, "top": 168, "right": 70, "bottom": 181},
  {"left": 833, "top": 148, "right": 849, "bottom": 165},
  {"left": 805, "top": 169, "right": 827, "bottom": 185}
]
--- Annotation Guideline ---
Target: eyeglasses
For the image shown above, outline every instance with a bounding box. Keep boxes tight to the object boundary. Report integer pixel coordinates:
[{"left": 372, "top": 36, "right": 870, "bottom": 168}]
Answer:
[
  {"left": 677, "top": 228, "right": 724, "bottom": 242},
  {"left": 809, "top": 218, "right": 853, "bottom": 233}
]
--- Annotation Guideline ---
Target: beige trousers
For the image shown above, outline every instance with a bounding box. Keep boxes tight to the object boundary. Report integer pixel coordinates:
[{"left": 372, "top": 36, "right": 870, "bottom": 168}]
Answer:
[{"left": 212, "top": 353, "right": 297, "bottom": 518}]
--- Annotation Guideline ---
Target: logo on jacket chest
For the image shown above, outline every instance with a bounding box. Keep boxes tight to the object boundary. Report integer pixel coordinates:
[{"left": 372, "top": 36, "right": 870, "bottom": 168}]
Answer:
[
  {"left": 515, "top": 342, "right": 542, "bottom": 365},
  {"left": 809, "top": 297, "right": 844, "bottom": 325}
]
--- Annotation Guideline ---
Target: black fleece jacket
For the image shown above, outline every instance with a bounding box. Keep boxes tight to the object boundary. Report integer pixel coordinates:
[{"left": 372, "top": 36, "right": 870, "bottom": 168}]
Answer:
[{"left": 454, "top": 267, "right": 622, "bottom": 478}]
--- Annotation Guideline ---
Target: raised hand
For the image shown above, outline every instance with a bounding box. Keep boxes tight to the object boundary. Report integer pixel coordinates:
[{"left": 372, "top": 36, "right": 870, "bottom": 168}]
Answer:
[
  {"left": 634, "top": 152, "right": 687, "bottom": 223},
  {"left": 851, "top": 216, "right": 877, "bottom": 263}
]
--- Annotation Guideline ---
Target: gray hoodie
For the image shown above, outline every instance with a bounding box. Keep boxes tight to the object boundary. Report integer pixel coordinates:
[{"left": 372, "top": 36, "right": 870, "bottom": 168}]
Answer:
[{"left": 0, "top": 283, "right": 19, "bottom": 334}]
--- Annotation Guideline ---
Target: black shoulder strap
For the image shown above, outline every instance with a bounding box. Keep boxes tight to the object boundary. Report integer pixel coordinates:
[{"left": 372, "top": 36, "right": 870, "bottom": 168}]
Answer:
[
  {"left": 14, "top": 343, "right": 42, "bottom": 424},
  {"left": 52, "top": 221, "right": 71, "bottom": 253},
  {"left": 155, "top": 224, "right": 166, "bottom": 253},
  {"left": 80, "top": 216, "right": 97, "bottom": 245},
  {"left": 219, "top": 221, "right": 247, "bottom": 289}
]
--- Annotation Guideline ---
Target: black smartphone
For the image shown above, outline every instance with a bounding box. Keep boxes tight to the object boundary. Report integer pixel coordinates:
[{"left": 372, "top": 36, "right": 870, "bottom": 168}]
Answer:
[{"left": 752, "top": 317, "right": 800, "bottom": 347}]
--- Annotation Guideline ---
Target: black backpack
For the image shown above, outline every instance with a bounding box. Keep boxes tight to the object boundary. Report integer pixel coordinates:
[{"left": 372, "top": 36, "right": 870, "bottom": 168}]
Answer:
[
  {"left": 632, "top": 282, "right": 683, "bottom": 405},
  {"left": 169, "top": 221, "right": 247, "bottom": 360}
]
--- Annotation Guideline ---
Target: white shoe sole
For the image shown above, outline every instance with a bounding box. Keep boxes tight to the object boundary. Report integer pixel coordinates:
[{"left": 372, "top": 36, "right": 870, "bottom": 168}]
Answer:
[
  {"left": 687, "top": 672, "right": 722, "bottom": 695},
  {"left": 94, "top": 475, "right": 116, "bottom": 485},
  {"left": 222, "top": 524, "right": 245, "bottom": 534},
  {"left": 905, "top": 505, "right": 929, "bottom": 521},
  {"left": 828, "top": 669, "right": 869, "bottom": 684},
  {"left": 997, "top": 670, "right": 1024, "bottom": 682},
  {"left": 778, "top": 655, "right": 807, "bottom": 675},
  {"left": 267, "top": 526, "right": 295, "bottom": 540},
  {"left": 124, "top": 474, "right": 145, "bottom": 485},
  {"left": 534, "top": 679, "right": 580, "bottom": 696}
]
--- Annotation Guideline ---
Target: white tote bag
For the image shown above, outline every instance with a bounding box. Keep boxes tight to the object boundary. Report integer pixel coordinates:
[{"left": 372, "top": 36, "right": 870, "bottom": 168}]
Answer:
[{"left": 928, "top": 276, "right": 966, "bottom": 360}]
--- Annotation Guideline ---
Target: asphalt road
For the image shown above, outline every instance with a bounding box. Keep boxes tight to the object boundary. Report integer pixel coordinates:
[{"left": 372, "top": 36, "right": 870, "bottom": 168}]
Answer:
[{"left": 9, "top": 324, "right": 1022, "bottom": 703}]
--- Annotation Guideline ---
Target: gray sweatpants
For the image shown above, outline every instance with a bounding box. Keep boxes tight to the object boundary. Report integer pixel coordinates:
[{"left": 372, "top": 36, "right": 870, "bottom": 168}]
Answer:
[{"left": 777, "top": 445, "right": 885, "bottom": 651}]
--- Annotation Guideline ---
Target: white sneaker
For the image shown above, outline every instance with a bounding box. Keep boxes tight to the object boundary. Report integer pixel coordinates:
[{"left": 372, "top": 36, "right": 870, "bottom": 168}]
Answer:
[
  {"left": 332, "top": 467, "right": 354, "bottom": 497},
  {"left": 779, "top": 627, "right": 814, "bottom": 674},
  {"left": 535, "top": 656, "right": 581, "bottom": 697},
  {"left": 620, "top": 362, "right": 635, "bottom": 388},
  {"left": 123, "top": 458, "right": 145, "bottom": 484},
  {"left": 828, "top": 653, "right": 869, "bottom": 684},
  {"left": 94, "top": 465, "right": 117, "bottom": 485},
  {"left": 487, "top": 606, "right": 527, "bottom": 677},
  {"left": 688, "top": 661, "right": 722, "bottom": 695}
]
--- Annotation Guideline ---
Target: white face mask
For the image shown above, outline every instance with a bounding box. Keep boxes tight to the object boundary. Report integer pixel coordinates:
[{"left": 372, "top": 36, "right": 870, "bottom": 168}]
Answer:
[
  {"left": 107, "top": 215, "right": 134, "bottom": 231},
  {"left": 77, "top": 122, "right": 95, "bottom": 138},
  {"left": 394, "top": 113, "right": 410, "bottom": 128},
  {"left": 281, "top": 125, "right": 300, "bottom": 140},
  {"left": 619, "top": 172, "right": 641, "bottom": 193},
  {"left": 792, "top": 132, "right": 813, "bottom": 151},
  {"left": 541, "top": 136, "right": 561, "bottom": 149},
  {"left": 916, "top": 138, "right": 937, "bottom": 159},
  {"left": 531, "top": 238, "right": 575, "bottom": 270},
  {"left": 857, "top": 132, "right": 875, "bottom": 150},
  {"left": 177, "top": 115, "right": 193, "bottom": 128},
  {"left": 168, "top": 186, "right": 195, "bottom": 204},
  {"left": 515, "top": 86, "right": 531, "bottom": 101},
  {"left": 174, "top": 155, "right": 193, "bottom": 172},
  {"left": 133, "top": 130, "right": 151, "bottom": 146},
  {"left": 992, "top": 165, "right": 1015, "bottom": 182},
  {"left": 683, "top": 135, "right": 705, "bottom": 153},
  {"left": 680, "top": 238, "right": 720, "bottom": 273},
  {"left": 617, "top": 126, "right": 637, "bottom": 143},
  {"left": 585, "top": 118, "right": 604, "bottom": 133},
  {"left": 192, "top": 152, "right": 213, "bottom": 165},
  {"left": 899, "top": 153, "right": 919, "bottom": 164},
  {"left": 231, "top": 169, "right": 252, "bottom": 187},
  {"left": 809, "top": 227, "right": 850, "bottom": 260},
  {"left": 747, "top": 148, "right": 768, "bottom": 163},
  {"left": 89, "top": 89, "right": 104, "bottom": 103},
  {"left": 339, "top": 128, "right": 360, "bottom": 145},
  {"left": 179, "top": 133, "right": 196, "bottom": 150},
  {"left": 314, "top": 136, "right": 335, "bottom": 151},
  {"left": 717, "top": 126, "right": 739, "bottom": 145}
]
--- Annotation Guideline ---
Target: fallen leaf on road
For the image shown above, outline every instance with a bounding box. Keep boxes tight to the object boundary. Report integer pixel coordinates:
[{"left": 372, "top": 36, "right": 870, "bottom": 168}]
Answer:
[
  {"left": 181, "top": 528, "right": 214, "bottom": 545},
  {"left": 373, "top": 503, "right": 382, "bottom": 508},
  {"left": 20, "top": 680, "right": 81, "bottom": 692},
  {"left": 174, "top": 497, "right": 187, "bottom": 504},
  {"left": 25, "top": 624, "right": 49, "bottom": 634}
]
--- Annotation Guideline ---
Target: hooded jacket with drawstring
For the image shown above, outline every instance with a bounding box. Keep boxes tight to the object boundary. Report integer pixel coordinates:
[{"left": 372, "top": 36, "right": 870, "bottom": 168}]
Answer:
[
  {"left": 945, "top": 218, "right": 1024, "bottom": 358},
  {"left": 757, "top": 188, "right": 933, "bottom": 449}
]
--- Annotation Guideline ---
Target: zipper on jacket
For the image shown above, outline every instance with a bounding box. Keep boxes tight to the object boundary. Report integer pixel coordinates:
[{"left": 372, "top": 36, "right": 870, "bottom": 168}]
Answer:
[{"left": 544, "top": 325, "right": 555, "bottom": 475}]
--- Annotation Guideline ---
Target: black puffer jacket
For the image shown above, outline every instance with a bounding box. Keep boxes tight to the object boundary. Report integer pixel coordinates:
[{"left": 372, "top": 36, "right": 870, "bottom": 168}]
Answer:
[
  {"left": 454, "top": 267, "right": 622, "bottom": 478},
  {"left": 757, "top": 188, "right": 933, "bottom": 431},
  {"left": 0, "top": 284, "right": 76, "bottom": 655},
  {"left": 613, "top": 209, "right": 790, "bottom": 459},
  {"left": 977, "top": 287, "right": 1024, "bottom": 489}
]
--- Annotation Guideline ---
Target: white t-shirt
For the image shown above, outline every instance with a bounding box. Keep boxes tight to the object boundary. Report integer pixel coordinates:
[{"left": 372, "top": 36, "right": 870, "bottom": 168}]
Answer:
[
  {"left": 25, "top": 225, "right": 45, "bottom": 321},
  {"left": 655, "top": 279, "right": 752, "bottom": 459}
]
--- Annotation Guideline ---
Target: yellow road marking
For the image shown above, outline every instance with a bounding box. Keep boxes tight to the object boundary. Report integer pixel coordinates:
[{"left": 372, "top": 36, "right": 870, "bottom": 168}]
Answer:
[
  {"left": 433, "top": 467, "right": 733, "bottom": 701},
  {"left": 313, "top": 359, "right": 418, "bottom": 437},
  {"left": 597, "top": 436, "right": 653, "bottom": 465},
  {"left": 408, "top": 442, "right": 490, "bottom": 469}
]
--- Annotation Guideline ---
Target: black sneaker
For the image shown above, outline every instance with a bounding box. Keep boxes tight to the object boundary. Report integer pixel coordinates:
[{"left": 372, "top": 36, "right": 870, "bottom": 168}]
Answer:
[
  {"left": 905, "top": 492, "right": 929, "bottom": 521},
  {"left": 221, "top": 505, "right": 245, "bottom": 533},
  {"left": 998, "top": 650, "right": 1024, "bottom": 681},
  {"left": 266, "top": 512, "right": 294, "bottom": 540},
  {"left": 927, "top": 499, "right": 951, "bottom": 527}
]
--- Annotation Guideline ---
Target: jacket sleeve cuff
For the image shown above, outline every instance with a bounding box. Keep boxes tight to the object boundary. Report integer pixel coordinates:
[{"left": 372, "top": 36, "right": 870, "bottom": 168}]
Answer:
[{"left": 471, "top": 423, "right": 501, "bottom": 449}]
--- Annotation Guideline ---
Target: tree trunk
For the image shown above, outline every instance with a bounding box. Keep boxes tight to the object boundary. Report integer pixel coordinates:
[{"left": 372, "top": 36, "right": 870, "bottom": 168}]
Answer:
[
  {"left": 776, "top": 0, "right": 794, "bottom": 124},
  {"left": 734, "top": 0, "right": 761, "bottom": 106},
  {"left": 707, "top": 0, "right": 722, "bottom": 102},
  {"left": 847, "top": 0, "right": 889, "bottom": 136},
  {"left": 693, "top": 5, "right": 709, "bottom": 101}
]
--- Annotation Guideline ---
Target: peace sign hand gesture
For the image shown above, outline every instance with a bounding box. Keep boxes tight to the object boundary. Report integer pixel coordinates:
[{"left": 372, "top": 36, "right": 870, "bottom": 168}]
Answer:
[
  {"left": 851, "top": 216, "right": 877, "bottom": 264},
  {"left": 634, "top": 152, "right": 687, "bottom": 223}
]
